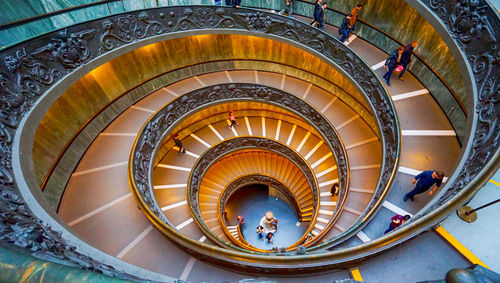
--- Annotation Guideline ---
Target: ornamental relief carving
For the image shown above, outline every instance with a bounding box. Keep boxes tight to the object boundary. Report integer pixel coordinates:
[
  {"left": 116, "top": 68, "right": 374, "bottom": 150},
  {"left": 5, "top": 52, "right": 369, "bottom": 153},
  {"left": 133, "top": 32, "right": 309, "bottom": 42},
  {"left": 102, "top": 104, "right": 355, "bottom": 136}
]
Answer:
[{"left": 1, "top": 1, "right": 495, "bottom": 272}]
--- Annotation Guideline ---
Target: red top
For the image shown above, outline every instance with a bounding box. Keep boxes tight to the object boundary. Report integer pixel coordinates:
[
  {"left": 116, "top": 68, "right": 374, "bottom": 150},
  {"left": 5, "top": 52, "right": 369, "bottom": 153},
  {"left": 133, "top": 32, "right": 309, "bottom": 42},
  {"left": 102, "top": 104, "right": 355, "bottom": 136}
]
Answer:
[{"left": 390, "top": 214, "right": 404, "bottom": 228}]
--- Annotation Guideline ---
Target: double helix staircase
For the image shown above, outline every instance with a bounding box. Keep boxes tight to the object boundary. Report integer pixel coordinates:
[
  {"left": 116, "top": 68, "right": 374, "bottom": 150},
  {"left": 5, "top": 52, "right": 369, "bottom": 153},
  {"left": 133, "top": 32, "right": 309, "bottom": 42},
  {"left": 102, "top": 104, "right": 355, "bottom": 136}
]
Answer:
[{"left": 2, "top": 2, "right": 494, "bottom": 282}]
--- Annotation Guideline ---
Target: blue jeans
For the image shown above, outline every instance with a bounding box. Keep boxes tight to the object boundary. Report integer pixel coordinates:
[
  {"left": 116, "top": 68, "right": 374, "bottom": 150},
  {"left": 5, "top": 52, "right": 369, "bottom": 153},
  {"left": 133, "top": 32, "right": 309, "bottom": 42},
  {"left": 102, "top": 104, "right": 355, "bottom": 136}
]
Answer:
[
  {"left": 384, "top": 224, "right": 395, "bottom": 234},
  {"left": 340, "top": 29, "right": 350, "bottom": 42},
  {"left": 399, "top": 64, "right": 408, "bottom": 78},
  {"left": 405, "top": 184, "right": 429, "bottom": 199},
  {"left": 383, "top": 65, "right": 396, "bottom": 84},
  {"left": 318, "top": 21, "right": 325, "bottom": 30},
  {"left": 279, "top": 1, "right": 294, "bottom": 16}
]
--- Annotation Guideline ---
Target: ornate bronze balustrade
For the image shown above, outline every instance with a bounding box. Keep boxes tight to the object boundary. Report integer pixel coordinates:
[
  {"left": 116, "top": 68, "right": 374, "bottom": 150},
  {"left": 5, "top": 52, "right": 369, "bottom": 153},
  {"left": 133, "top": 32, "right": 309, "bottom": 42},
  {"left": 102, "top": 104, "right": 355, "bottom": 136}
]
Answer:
[
  {"left": 187, "top": 137, "right": 319, "bottom": 251},
  {"left": 1, "top": 5, "right": 405, "bottom": 276}
]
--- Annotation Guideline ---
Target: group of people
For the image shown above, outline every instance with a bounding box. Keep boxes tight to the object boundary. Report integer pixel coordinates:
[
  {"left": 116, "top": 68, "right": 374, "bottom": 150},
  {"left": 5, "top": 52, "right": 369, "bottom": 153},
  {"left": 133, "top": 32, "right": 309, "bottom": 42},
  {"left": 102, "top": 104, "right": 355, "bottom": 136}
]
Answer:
[
  {"left": 256, "top": 225, "right": 276, "bottom": 244},
  {"left": 339, "top": 4, "right": 362, "bottom": 42},
  {"left": 383, "top": 41, "right": 418, "bottom": 85},
  {"left": 385, "top": 170, "right": 444, "bottom": 234}
]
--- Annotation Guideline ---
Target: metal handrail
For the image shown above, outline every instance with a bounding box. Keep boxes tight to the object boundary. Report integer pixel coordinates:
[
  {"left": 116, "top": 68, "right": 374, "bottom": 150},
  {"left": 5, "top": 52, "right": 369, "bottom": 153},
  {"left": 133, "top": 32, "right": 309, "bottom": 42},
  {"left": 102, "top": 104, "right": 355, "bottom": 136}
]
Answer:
[
  {"left": 41, "top": 62, "right": 370, "bottom": 195},
  {"left": 216, "top": 174, "right": 306, "bottom": 252},
  {"left": 0, "top": 1, "right": 496, "bottom": 277},
  {"left": 186, "top": 140, "right": 321, "bottom": 253},
  {"left": 0, "top": 0, "right": 465, "bottom": 117},
  {"left": 296, "top": 1, "right": 467, "bottom": 116},
  {"left": 2, "top": 5, "right": 402, "bottom": 274}
]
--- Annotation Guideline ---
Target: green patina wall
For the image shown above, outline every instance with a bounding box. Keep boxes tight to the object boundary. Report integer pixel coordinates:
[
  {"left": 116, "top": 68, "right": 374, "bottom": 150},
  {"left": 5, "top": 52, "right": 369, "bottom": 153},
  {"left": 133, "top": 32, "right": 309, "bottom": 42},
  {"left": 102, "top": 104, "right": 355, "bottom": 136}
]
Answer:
[
  {"left": 305, "top": 0, "right": 468, "bottom": 139},
  {"left": 0, "top": 0, "right": 468, "bottom": 138}
]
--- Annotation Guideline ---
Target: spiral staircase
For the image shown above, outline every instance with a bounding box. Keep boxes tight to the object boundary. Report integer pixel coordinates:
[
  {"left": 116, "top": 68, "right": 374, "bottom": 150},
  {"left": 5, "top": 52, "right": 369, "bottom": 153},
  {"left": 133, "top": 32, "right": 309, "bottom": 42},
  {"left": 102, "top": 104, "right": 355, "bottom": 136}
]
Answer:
[{"left": 0, "top": 1, "right": 498, "bottom": 283}]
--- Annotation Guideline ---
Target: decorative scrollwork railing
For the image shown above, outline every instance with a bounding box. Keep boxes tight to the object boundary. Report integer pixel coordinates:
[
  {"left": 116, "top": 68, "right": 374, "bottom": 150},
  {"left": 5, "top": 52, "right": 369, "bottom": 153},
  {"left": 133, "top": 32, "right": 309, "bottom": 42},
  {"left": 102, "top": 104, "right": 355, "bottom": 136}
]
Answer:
[
  {"left": 3, "top": 6, "right": 399, "bottom": 275},
  {"left": 187, "top": 137, "right": 319, "bottom": 251},
  {"left": 130, "top": 84, "right": 347, "bottom": 252}
]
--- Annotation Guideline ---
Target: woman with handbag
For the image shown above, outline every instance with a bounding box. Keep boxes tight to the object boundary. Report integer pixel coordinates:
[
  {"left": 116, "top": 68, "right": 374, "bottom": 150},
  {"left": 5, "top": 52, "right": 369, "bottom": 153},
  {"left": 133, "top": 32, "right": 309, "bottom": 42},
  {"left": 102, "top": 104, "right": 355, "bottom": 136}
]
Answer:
[{"left": 383, "top": 46, "right": 405, "bottom": 86}]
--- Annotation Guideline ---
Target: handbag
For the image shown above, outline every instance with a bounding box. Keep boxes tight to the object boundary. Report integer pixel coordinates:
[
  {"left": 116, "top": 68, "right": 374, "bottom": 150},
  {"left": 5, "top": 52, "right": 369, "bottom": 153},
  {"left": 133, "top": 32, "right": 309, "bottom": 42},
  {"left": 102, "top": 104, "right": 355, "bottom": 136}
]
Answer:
[{"left": 395, "top": 65, "right": 404, "bottom": 72}]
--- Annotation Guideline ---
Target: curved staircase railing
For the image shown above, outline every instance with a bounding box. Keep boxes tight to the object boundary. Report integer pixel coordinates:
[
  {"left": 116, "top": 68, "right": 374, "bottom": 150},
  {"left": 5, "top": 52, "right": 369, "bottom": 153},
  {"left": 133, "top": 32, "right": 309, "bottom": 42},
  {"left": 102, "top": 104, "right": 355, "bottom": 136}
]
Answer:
[
  {"left": 3, "top": 6, "right": 399, "bottom": 275},
  {"left": 188, "top": 138, "right": 320, "bottom": 252},
  {"left": 3, "top": 1, "right": 496, "bottom": 278}
]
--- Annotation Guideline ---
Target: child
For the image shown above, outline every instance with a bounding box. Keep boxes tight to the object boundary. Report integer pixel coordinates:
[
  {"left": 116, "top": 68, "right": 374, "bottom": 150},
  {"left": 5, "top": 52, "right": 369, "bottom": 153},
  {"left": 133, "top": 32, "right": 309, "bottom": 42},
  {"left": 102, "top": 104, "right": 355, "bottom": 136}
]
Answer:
[{"left": 256, "top": 226, "right": 265, "bottom": 240}]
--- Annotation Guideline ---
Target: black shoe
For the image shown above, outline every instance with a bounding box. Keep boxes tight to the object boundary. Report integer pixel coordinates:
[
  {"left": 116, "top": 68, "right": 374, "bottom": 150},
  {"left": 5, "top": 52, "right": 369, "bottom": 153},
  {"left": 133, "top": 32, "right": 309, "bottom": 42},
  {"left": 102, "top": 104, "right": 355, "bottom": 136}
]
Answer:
[
  {"left": 409, "top": 196, "right": 414, "bottom": 201},
  {"left": 403, "top": 195, "right": 408, "bottom": 202}
]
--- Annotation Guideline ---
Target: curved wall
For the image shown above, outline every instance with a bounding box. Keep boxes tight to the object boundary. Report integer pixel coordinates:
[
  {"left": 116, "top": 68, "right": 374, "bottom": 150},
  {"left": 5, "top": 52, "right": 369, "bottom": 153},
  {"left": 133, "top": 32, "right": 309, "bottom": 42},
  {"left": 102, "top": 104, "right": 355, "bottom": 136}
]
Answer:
[
  {"left": 32, "top": 33, "right": 369, "bottom": 188},
  {"left": 302, "top": 0, "right": 466, "bottom": 111}
]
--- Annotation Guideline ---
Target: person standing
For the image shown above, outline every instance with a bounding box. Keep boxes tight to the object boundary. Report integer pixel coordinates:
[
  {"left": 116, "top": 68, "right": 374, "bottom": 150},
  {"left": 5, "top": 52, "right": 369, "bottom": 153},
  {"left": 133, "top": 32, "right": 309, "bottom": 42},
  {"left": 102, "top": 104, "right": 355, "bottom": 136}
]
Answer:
[
  {"left": 404, "top": 170, "right": 444, "bottom": 201},
  {"left": 310, "top": 0, "right": 322, "bottom": 27},
  {"left": 383, "top": 46, "right": 405, "bottom": 86},
  {"left": 399, "top": 41, "right": 418, "bottom": 81},
  {"left": 173, "top": 134, "right": 186, "bottom": 155},
  {"left": 339, "top": 14, "right": 352, "bottom": 42},
  {"left": 317, "top": 3, "right": 327, "bottom": 30},
  {"left": 271, "top": 218, "right": 278, "bottom": 230},
  {"left": 279, "top": 0, "right": 294, "bottom": 17},
  {"left": 237, "top": 215, "right": 245, "bottom": 224},
  {"left": 256, "top": 226, "right": 265, "bottom": 240},
  {"left": 229, "top": 111, "right": 239, "bottom": 128},
  {"left": 384, "top": 214, "right": 411, "bottom": 234}
]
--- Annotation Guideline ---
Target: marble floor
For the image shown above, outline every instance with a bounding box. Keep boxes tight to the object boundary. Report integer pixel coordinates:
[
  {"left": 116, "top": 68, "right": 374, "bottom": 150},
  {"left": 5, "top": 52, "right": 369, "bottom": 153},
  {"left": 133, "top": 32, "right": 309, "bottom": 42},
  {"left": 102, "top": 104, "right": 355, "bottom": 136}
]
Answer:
[{"left": 226, "top": 185, "right": 308, "bottom": 250}]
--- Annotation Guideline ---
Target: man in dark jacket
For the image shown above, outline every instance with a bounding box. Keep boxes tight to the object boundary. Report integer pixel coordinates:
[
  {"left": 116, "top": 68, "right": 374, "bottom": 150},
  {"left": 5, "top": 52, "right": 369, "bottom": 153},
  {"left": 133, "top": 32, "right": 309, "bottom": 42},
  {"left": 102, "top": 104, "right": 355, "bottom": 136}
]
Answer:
[
  {"left": 339, "top": 14, "right": 352, "bottom": 42},
  {"left": 317, "top": 3, "right": 327, "bottom": 29},
  {"left": 383, "top": 46, "right": 405, "bottom": 86},
  {"left": 310, "top": 0, "right": 322, "bottom": 26},
  {"left": 404, "top": 170, "right": 444, "bottom": 201},
  {"left": 399, "top": 41, "right": 418, "bottom": 80}
]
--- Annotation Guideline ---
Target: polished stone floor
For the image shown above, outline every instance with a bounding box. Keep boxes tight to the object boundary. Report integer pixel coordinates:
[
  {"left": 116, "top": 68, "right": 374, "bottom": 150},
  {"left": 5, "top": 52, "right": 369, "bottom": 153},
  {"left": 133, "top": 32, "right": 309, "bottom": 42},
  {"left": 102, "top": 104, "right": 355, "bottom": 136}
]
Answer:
[{"left": 226, "top": 185, "right": 307, "bottom": 250}]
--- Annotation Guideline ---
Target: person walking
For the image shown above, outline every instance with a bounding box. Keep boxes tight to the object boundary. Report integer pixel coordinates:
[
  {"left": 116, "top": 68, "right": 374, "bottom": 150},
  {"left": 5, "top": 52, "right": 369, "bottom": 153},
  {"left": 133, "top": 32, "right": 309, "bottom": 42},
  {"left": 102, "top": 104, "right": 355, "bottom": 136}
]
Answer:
[
  {"left": 399, "top": 41, "right": 418, "bottom": 81},
  {"left": 279, "top": 0, "right": 294, "bottom": 17},
  {"left": 404, "top": 170, "right": 444, "bottom": 201},
  {"left": 384, "top": 214, "right": 411, "bottom": 234},
  {"left": 317, "top": 3, "right": 327, "bottom": 30},
  {"left": 339, "top": 14, "right": 352, "bottom": 42},
  {"left": 340, "top": 4, "right": 362, "bottom": 43},
  {"left": 330, "top": 182, "right": 339, "bottom": 196},
  {"left": 349, "top": 4, "right": 362, "bottom": 31},
  {"left": 383, "top": 46, "right": 405, "bottom": 86},
  {"left": 173, "top": 134, "right": 186, "bottom": 155},
  {"left": 229, "top": 111, "right": 238, "bottom": 128},
  {"left": 266, "top": 232, "right": 274, "bottom": 244},
  {"left": 310, "top": 0, "right": 322, "bottom": 27}
]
